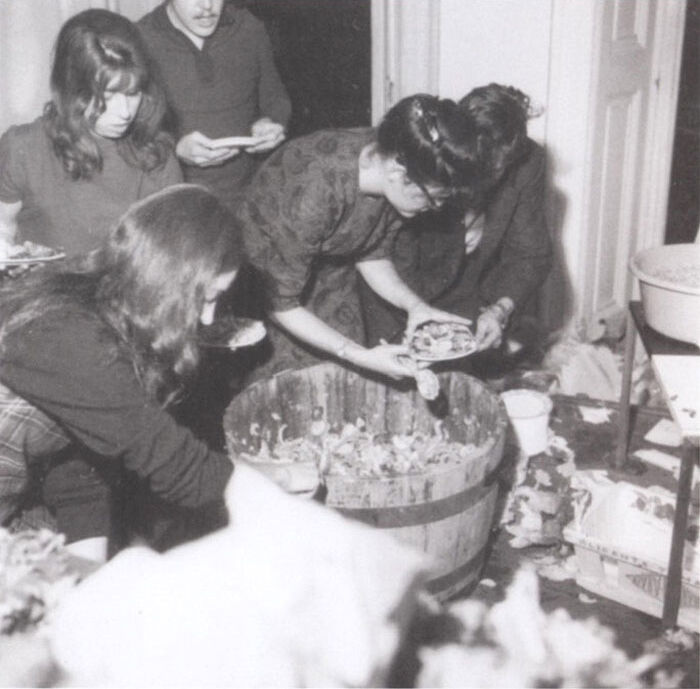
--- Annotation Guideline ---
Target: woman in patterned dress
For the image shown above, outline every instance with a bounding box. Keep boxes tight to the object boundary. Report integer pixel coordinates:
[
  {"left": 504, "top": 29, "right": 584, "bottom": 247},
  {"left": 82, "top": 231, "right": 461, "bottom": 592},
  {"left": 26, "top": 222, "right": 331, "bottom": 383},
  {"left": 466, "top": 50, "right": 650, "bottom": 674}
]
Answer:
[{"left": 236, "top": 94, "right": 480, "bottom": 382}]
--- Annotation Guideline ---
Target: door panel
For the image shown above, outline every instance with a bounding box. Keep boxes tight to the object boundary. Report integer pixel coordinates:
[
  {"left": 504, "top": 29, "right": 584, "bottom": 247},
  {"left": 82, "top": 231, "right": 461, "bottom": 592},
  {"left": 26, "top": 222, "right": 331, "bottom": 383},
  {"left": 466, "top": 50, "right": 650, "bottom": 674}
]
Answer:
[
  {"left": 584, "top": 0, "right": 655, "bottom": 317},
  {"left": 581, "top": 0, "right": 686, "bottom": 319}
]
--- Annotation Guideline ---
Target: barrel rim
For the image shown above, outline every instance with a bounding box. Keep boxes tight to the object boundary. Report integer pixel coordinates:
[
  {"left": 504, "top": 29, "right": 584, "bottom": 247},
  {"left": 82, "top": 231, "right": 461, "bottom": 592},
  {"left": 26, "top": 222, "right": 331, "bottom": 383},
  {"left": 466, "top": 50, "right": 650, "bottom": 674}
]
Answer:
[{"left": 226, "top": 361, "right": 509, "bottom": 481}]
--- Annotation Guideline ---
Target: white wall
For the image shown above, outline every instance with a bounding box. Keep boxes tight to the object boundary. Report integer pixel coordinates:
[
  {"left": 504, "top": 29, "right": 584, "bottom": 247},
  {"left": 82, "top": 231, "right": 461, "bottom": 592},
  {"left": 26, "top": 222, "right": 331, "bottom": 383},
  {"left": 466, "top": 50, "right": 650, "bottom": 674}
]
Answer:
[
  {"left": 435, "top": 0, "right": 576, "bottom": 327},
  {"left": 436, "top": 0, "right": 552, "bottom": 144},
  {"left": 430, "top": 0, "right": 684, "bottom": 330},
  {"left": 0, "top": 1, "right": 64, "bottom": 133},
  {"left": 0, "top": 0, "right": 160, "bottom": 135},
  {"left": 373, "top": 0, "right": 577, "bottom": 327}
]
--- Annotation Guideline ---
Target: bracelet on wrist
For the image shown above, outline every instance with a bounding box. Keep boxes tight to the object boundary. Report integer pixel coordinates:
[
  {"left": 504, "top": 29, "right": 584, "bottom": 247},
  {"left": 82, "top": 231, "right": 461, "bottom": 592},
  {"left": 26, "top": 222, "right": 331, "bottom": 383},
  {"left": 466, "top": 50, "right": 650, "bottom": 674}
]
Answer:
[
  {"left": 335, "top": 342, "right": 350, "bottom": 360},
  {"left": 480, "top": 303, "right": 509, "bottom": 329},
  {"left": 495, "top": 298, "right": 515, "bottom": 317},
  {"left": 335, "top": 341, "right": 362, "bottom": 361}
]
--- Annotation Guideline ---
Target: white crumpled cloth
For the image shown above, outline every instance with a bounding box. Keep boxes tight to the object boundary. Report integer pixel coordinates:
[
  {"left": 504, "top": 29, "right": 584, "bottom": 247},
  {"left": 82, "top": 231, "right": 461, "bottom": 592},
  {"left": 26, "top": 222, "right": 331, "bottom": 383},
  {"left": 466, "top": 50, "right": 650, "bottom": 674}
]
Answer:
[{"left": 49, "top": 464, "right": 431, "bottom": 688}]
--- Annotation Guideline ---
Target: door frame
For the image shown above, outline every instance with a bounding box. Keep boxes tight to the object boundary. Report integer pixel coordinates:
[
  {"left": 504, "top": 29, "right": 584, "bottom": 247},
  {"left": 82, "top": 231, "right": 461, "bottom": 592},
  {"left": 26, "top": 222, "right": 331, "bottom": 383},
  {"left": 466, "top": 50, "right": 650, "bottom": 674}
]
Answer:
[
  {"left": 371, "top": 0, "right": 686, "bottom": 326},
  {"left": 371, "top": 0, "right": 440, "bottom": 122},
  {"left": 634, "top": 0, "right": 688, "bottom": 250},
  {"left": 544, "top": 0, "right": 686, "bottom": 324}
]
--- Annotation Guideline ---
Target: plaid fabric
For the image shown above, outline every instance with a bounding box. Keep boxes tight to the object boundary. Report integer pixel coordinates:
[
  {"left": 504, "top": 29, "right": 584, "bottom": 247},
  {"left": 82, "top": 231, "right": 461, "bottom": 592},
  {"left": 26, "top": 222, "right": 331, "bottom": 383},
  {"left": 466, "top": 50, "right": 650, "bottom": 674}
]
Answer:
[{"left": 0, "top": 382, "right": 70, "bottom": 527}]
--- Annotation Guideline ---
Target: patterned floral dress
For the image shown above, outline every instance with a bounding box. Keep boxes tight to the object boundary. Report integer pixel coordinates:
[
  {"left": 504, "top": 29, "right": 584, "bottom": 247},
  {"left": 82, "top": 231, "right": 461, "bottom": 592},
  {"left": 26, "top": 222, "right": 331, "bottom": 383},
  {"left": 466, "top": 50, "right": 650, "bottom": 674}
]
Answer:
[{"left": 236, "top": 128, "right": 403, "bottom": 379}]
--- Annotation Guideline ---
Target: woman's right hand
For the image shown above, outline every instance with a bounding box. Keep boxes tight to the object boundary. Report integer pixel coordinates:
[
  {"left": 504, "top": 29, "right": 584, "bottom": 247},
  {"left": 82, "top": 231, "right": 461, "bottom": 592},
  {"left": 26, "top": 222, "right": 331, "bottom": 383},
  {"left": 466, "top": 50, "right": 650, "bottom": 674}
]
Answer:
[
  {"left": 0, "top": 235, "right": 32, "bottom": 278},
  {"left": 346, "top": 342, "right": 416, "bottom": 380}
]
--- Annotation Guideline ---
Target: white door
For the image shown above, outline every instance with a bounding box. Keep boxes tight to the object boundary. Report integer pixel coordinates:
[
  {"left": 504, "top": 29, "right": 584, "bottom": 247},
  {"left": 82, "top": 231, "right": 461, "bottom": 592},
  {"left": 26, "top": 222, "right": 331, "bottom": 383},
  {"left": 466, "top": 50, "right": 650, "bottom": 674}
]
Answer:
[
  {"left": 576, "top": 0, "right": 686, "bottom": 319},
  {"left": 372, "top": 0, "right": 686, "bottom": 332}
]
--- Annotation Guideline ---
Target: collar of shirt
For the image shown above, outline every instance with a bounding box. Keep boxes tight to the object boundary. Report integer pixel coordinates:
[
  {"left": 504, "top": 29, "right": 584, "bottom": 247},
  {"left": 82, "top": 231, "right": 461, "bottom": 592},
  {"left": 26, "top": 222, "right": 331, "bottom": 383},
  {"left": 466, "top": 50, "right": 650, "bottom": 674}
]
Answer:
[{"left": 152, "top": 2, "right": 239, "bottom": 82}]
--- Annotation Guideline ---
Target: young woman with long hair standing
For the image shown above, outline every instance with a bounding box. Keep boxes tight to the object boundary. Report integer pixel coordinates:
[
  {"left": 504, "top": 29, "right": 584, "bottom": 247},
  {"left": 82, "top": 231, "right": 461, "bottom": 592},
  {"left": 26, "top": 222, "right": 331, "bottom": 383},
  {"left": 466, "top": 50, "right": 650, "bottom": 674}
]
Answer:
[{"left": 0, "top": 8, "right": 181, "bottom": 258}]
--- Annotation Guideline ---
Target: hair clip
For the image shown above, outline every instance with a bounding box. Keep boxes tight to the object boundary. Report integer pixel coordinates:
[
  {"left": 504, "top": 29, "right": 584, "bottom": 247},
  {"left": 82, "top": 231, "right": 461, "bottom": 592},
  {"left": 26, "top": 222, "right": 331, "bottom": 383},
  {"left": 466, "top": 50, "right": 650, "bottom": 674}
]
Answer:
[
  {"left": 413, "top": 99, "right": 441, "bottom": 145},
  {"left": 527, "top": 100, "right": 545, "bottom": 119}
]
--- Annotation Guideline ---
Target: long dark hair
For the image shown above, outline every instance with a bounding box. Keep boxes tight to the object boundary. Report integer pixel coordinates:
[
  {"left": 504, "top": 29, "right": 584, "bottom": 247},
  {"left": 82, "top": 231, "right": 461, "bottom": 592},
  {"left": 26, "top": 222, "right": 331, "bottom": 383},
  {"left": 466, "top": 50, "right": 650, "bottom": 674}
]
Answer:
[
  {"left": 44, "top": 8, "right": 172, "bottom": 180},
  {"left": 0, "top": 185, "right": 245, "bottom": 405},
  {"left": 377, "top": 94, "right": 481, "bottom": 196}
]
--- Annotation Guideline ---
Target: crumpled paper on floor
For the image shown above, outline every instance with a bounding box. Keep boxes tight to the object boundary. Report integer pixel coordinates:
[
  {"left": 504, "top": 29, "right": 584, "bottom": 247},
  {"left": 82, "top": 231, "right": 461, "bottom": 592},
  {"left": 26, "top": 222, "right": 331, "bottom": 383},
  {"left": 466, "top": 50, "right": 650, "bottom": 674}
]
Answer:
[
  {"left": 49, "top": 464, "right": 431, "bottom": 688},
  {"left": 501, "top": 434, "right": 577, "bottom": 548},
  {"left": 542, "top": 305, "right": 654, "bottom": 403},
  {"left": 543, "top": 335, "right": 628, "bottom": 402}
]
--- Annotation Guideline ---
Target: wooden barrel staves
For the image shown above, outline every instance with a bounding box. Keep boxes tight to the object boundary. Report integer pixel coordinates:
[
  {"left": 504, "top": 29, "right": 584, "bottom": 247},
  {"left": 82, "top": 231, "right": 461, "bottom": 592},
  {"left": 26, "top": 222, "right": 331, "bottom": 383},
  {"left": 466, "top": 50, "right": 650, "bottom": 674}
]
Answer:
[{"left": 225, "top": 362, "right": 508, "bottom": 601}]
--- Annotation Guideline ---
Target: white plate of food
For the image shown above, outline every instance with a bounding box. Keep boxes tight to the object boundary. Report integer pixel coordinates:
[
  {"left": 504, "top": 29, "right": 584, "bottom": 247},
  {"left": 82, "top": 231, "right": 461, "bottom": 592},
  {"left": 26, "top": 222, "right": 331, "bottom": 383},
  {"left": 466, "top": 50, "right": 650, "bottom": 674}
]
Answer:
[
  {"left": 0, "top": 241, "right": 66, "bottom": 266},
  {"left": 208, "top": 136, "right": 265, "bottom": 149},
  {"left": 408, "top": 320, "right": 478, "bottom": 361}
]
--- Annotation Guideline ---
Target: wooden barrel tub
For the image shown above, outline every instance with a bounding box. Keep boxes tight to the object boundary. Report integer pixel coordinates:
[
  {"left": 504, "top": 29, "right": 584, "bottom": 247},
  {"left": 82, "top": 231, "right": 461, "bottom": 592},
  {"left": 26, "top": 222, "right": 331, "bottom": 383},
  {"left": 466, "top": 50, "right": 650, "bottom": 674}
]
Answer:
[{"left": 224, "top": 362, "right": 508, "bottom": 601}]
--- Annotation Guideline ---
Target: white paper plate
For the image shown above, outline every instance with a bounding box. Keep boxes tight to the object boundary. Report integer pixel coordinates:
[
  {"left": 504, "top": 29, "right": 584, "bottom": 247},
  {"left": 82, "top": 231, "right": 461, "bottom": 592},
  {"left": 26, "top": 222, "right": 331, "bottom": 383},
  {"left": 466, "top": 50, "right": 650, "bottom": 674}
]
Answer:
[
  {"left": 408, "top": 322, "right": 478, "bottom": 361},
  {"left": 410, "top": 342, "right": 479, "bottom": 362},
  {"left": 208, "top": 136, "right": 264, "bottom": 149},
  {"left": 1, "top": 251, "right": 66, "bottom": 266}
]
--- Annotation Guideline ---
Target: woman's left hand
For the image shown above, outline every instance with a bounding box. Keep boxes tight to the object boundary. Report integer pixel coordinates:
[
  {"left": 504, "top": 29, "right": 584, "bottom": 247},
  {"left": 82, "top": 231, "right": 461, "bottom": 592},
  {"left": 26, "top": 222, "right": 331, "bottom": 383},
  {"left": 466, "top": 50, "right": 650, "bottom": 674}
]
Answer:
[
  {"left": 475, "top": 309, "right": 505, "bottom": 349},
  {"left": 247, "top": 118, "right": 286, "bottom": 153},
  {"left": 406, "top": 302, "right": 471, "bottom": 338}
]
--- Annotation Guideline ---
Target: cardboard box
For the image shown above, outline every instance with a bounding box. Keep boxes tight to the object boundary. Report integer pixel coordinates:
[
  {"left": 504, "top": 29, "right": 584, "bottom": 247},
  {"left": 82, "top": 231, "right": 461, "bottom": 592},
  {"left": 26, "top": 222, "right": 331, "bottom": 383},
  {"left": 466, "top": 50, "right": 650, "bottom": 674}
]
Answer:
[{"left": 564, "top": 526, "right": 700, "bottom": 633}]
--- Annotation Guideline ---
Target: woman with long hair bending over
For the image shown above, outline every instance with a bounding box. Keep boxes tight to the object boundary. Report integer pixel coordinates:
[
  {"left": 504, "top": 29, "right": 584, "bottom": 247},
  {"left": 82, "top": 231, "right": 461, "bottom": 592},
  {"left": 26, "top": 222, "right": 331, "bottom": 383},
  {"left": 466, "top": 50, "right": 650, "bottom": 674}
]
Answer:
[
  {"left": 0, "top": 185, "right": 261, "bottom": 560},
  {"left": 236, "top": 94, "right": 480, "bottom": 382},
  {"left": 0, "top": 9, "right": 181, "bottom": 259}
]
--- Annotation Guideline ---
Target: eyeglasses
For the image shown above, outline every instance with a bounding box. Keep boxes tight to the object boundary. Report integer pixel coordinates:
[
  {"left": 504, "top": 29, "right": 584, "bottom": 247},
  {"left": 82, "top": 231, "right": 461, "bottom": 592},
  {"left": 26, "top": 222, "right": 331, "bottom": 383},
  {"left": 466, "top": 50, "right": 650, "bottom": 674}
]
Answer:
[{"left": 411, "top": 179, "right": 452, "bottom": 210}]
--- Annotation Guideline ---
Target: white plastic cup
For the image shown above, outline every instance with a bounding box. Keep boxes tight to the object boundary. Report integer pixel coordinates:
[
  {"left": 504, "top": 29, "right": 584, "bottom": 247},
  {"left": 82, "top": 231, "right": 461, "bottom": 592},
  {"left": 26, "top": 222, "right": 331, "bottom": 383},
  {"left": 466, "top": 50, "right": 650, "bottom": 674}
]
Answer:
[{"left": 500, "top": 389, "right": 553, "bottom": 456}]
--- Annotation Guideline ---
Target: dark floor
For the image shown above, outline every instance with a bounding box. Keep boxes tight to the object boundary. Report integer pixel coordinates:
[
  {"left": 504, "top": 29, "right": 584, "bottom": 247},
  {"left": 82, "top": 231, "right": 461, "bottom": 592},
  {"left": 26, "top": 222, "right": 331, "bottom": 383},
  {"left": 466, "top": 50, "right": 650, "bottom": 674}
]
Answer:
[
  {"left": 475, "top": 394, "right": 699, "bottom": 688},
  {"left": 181, "top": 349, "right": 700, "bottom": 687}
]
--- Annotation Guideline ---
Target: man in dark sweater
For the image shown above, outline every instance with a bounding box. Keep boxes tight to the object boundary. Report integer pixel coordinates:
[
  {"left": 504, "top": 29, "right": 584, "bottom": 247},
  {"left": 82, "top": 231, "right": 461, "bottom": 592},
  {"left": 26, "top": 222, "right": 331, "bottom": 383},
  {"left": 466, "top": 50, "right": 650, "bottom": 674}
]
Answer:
[{"left": 138, "top": 0, "right": 291, "bottom": 208}]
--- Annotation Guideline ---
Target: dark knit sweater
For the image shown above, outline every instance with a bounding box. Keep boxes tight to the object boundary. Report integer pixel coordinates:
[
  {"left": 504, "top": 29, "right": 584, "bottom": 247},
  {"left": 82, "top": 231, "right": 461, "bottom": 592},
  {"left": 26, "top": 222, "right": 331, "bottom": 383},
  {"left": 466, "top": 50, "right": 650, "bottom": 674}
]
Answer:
[
  {"left": 138, "top": 2, "right": 291, "bottom": 202},
  {"left": 0, "top": 306, "right": 232, "bottom": 508}
]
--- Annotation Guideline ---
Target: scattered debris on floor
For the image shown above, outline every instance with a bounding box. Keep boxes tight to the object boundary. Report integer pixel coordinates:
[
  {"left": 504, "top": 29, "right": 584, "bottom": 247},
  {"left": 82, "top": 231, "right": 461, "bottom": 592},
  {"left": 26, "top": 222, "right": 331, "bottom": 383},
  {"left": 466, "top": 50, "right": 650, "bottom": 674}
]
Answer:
[
  {"left": 539, "top": 304, "right": 663, "bottom": 406},
  {"left": 519, "top": 546, "right": 578, "bottom": 582},
  {"left": 578, "top": 405, "right": 614, "bottom": 424},
  {"left": 0, "top": 528, "right": 85, "bottom": 635},
  {"left": 501, "top": 433, "right": 576, "bottom": 548},
  {"left": 414, "top": 567, "right": 673, "bottom": 688}
]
